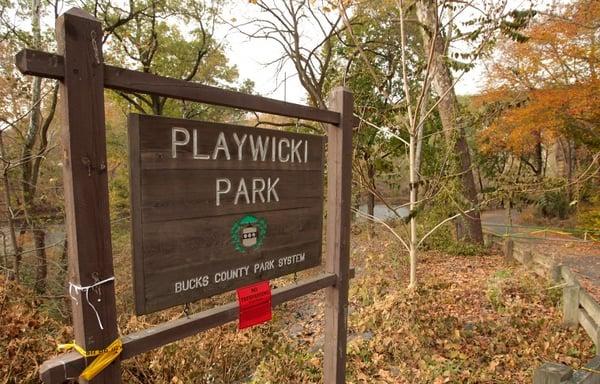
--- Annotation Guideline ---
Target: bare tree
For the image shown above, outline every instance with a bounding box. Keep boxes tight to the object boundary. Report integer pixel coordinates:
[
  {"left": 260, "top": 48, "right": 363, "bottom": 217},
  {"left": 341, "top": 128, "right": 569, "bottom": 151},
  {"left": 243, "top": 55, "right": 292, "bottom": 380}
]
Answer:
[
  {"left": 0, "top": 0, "right": 61, "bottom": 291},
  {"left": 20, "top": 0, "right": 60, "bottom": 293},
  {"left": 236, "top": 0, "right": 344, "bottom": 109},
  {"left": 0, "top": 130, "right": 21, "bottom": 280},
  {"left": 343, "top": 0, "right": 532, "bottom": 287}
]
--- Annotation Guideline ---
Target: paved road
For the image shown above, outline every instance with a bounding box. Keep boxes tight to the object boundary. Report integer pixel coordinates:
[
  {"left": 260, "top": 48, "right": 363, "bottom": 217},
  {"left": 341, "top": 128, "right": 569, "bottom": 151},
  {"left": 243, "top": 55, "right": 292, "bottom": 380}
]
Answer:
[
  {"left": 480, "top": 209, "right": 593, "bottom": 242},
  {"left": 358, "top": 204, "right": 591, "bottom": 242},
  {"left": 480, "top": 210, "right": 530, "bottom": 236}
]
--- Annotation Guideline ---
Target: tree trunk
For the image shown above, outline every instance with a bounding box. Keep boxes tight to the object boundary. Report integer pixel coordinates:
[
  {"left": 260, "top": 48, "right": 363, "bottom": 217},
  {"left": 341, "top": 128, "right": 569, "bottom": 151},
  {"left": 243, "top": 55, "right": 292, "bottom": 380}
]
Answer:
[
  {"left": 367, "top": 162, "right": 376, "bottom": 239},
  {"left": 414, "top": 79, "right": 429, "bottom": 200},
  {"left": 409, "top": 127, "right": 417, "bottom": 288},
  {"left": 0, "top": 132, "right": 22, "bottom": 281},
  {"left": 416, "top": 0, "right": 483, "bottom": 244},
  {"left": 535, "top": 131, "right": 543, "bottom": 178},
  {"left": 17, "top": 228, "right": 26, "bottom": 280},
  {"left": 151, "top": 94, "right": 164, "bottom": 115},
  {"left": 566, "top": 139, "right": 575, "bottom": 201},
  {"left": 22, "top": 0, "right": 43, "bottom": 206},
  {"left": 17, "top": 0, "right": 51, "bottom": 291},
  {"left": 33, "top": 228, "right": 47, "bottom": 294},
  {"left": 60, "top": 237, "right": 70, "bottom": 316}
]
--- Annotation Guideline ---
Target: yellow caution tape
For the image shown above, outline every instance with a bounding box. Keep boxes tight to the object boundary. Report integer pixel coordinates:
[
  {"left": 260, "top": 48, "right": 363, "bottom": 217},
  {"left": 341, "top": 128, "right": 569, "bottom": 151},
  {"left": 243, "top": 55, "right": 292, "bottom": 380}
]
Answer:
[
  {"left": 581, "top": 366, "right": 600, "bottom": 375},
  {"left": 530, "top": 229, "right": 573, "bottom": 236},
  {"left": 57, "top": 338, "right": 122, "bottom": 380}
]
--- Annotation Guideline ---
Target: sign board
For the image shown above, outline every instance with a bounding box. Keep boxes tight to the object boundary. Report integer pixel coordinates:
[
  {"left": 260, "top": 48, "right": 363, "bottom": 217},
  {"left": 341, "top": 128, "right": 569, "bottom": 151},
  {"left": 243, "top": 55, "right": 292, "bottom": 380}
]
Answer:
[{"left": 128, "top": 114, "right": 325, "bottom": 314}]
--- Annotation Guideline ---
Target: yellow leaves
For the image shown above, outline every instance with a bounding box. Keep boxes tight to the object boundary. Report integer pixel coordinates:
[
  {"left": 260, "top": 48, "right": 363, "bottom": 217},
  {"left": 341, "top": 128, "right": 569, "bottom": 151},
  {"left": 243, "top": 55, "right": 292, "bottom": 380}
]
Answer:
[
  {"left": 453, "top": 329, "right": 461, "bottom": 340},
  {"left": 5, "top": 223, "right": 598, "bottom": 383},
  {"left": 381, "top": 335, "right": 394, "bottom": 348},
  {"left": 346, "top": 337, "right": 364, "bottom": 355},
  {"left": 488, "top": 358, "right": 500, "bottom": 372},
  {"left": 543, "top": 340, "right": 551, "bottom": 353},
  {"left": 479, "top": 0, "right": 600, "bottom": 155},
  {"left": 339, "top": 233, "right": 596, "bottom": 383},
  {"left": 309, "top": 356, "right": 320, "bottom": 368},
  {"left": 0, "top": 279, "right": 71, "bottom": 382}
]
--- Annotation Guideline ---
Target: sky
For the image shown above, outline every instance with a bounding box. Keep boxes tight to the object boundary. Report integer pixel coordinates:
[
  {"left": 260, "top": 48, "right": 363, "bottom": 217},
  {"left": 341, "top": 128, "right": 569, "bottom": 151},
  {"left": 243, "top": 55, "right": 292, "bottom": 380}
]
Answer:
[
  {"left": 36, "top": 0, "right": 550, "bottom": 105},
  {"left": 216, "top": 3, "right": 323, "bottom": 104},
  {"left": 223, "top": 31, "right": 485, "bottom": 105},
  {"left": 216, "top": 1, "right": 509, "bottom": 105}
]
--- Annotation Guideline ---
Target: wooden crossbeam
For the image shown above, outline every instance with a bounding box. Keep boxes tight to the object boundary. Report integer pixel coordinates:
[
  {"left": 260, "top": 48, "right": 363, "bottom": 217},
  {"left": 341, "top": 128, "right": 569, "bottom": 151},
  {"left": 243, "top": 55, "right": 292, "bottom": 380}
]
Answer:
[
  {"left": 39, "top": 271, "right": 354, "bottom": 383},
  {"left": 15, "top": 48, "right": 341, "bottom": 125}
]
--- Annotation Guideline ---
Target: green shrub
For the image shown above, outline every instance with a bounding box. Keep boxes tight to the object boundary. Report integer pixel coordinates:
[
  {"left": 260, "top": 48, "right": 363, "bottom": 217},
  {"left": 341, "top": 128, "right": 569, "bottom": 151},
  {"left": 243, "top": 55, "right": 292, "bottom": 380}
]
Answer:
[
  {"left": 577, "top": 190, "right": 600, "bottom": 230},
  {"left": 422, "top": 223, "right": 489, "bottom": 256},
  {"left": 537, "top": 191, "right": 572, "bottom": 219}
]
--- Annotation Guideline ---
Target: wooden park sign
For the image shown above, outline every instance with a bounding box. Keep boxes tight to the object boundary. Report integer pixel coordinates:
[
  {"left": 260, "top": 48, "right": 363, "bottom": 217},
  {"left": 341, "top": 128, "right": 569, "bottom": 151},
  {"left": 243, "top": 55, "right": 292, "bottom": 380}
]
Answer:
[
  {"left": 16, "top": 7, "right": 353, "bottom": 384},
  {"left": 129, "top": 115, "right": 325, "bottom": 313}
]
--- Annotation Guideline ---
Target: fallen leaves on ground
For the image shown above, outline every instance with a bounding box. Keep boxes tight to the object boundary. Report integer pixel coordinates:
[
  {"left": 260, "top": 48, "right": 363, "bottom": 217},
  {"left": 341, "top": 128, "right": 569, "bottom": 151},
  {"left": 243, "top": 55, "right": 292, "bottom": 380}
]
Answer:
[
  {"left": 2, "top": 224, "right": 595, "bottom": 383},
  {"left": 252, "top": 227, "right": 594, "bottom": 383},
  {"left": 0, "top": 279, "right": 70, "bottom": 383}
]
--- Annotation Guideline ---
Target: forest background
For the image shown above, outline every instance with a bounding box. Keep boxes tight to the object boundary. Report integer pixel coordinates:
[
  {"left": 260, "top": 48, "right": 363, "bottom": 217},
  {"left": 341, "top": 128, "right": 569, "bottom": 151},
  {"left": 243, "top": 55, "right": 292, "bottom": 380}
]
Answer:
[{"left": 0, "top": 0, "right": 599, "bottom": 382}]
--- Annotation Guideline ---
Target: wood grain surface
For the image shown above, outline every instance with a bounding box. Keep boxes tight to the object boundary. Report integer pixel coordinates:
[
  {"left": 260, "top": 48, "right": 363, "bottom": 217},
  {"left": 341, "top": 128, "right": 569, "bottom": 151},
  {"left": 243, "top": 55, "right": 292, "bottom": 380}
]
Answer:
[{"left": 129, "top": 114, "right": 325, "bottom": 314}]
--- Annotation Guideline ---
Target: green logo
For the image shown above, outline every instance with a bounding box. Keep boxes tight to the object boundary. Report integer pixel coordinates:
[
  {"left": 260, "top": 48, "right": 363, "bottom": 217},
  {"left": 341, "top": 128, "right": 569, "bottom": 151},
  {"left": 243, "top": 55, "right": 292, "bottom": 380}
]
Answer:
[{"left": 231, "top": 215, "right": 267, "bottom": 253}]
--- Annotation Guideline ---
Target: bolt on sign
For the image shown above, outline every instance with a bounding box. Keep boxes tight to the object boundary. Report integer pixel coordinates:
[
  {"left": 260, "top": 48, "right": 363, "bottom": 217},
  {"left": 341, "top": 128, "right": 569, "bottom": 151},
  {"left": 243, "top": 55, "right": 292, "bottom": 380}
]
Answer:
[{"left": 128, "top": 114, "right": 325, "bottom": 314}]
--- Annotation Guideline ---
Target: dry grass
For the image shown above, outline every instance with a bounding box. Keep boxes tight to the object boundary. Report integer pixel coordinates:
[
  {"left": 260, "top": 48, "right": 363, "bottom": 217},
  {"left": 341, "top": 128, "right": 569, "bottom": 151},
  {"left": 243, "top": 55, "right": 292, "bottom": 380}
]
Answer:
[{"left": 0, "top": 223, "right": 594, "bottom": 383}]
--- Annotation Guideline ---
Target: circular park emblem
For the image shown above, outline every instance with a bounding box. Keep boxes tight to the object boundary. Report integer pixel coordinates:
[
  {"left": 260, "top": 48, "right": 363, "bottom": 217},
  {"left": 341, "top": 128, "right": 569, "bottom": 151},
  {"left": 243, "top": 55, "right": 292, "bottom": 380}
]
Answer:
[{"left": 231, "top": 215, "right": 267, "bottom": 253}]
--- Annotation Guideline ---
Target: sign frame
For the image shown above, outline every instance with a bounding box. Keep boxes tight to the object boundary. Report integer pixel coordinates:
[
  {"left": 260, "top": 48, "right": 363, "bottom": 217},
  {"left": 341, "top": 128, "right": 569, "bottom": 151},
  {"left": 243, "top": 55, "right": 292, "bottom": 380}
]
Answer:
[{"left": 16, "top": 7, "right": 353, "bottom": 384}]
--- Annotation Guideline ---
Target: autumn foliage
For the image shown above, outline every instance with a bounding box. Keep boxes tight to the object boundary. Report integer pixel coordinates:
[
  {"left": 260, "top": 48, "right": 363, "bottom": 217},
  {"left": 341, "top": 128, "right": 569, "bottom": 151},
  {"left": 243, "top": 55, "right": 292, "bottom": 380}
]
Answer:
[{"left": 477, "top": 0, "right": 600, "bottom": 157}]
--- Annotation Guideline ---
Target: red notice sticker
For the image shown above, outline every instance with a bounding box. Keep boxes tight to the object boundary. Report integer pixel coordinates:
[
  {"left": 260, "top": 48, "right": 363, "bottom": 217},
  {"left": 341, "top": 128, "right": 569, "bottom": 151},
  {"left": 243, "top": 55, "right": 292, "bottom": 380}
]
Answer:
[{"left": 236, "top": 281, "right": 272, "bottom": 329}]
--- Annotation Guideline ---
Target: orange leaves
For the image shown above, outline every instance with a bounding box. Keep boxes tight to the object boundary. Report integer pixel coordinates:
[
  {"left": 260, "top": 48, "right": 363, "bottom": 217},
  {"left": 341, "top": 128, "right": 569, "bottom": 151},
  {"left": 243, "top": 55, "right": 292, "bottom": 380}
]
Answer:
[
  {"left": 478, "top": 82, "right": 600, "bottom": 156},
  {"left": 0, "top": 279, "right": 71, "bottom": 383},
  {"left": 478, "top": 0, "right": 600, "bottom": 156},
  {"left": 480, "top": 90, "right": 558, "bottom": 154}
]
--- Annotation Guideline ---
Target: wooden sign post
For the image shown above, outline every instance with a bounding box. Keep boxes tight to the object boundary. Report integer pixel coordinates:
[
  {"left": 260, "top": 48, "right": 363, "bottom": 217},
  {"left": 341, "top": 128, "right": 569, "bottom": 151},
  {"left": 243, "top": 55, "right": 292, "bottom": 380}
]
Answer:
[
  {"left": 325, "top": 87, "right": 353, "bottom": 383},
  {"left": 56, "top": 9, "right": 121, "bottom": 383},
  {"left": 16, "top": 7, "right": 353, "bottom": 384}
]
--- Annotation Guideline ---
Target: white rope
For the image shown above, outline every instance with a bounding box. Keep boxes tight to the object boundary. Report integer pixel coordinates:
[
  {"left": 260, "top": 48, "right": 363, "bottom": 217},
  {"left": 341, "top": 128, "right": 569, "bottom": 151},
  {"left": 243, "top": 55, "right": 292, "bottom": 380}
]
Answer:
[{"left": 68, "top": 277, "right": 115, "bottom": 330}]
